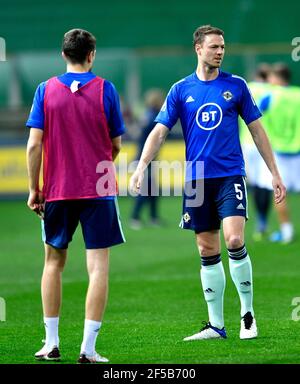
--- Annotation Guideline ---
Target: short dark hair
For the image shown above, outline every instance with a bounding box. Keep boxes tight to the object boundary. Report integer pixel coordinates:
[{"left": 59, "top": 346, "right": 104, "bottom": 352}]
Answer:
[
  {"left": 255, "top": 63, "right": 272, "bottom": 81},
  {"left": 193, "top": 25, "right": 224, "bottom": 47},
  {"left": 62, "top": 29, "right": 96, "bottom": 64},
  {"left": 271, "top": 62, "right": 291, "bottom": 83}
]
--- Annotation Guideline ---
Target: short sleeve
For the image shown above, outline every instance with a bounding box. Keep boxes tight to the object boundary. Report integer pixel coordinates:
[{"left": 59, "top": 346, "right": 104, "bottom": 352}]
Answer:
[
  {"left": 26, "top": 82, "right": 47, "bottom": 129},
  {"left": 239, "top": 80, "right": 262, "bottom": 125},
  {"left": 154, "top": 84, "right": 179, "bottom": 129},
  {"left": 103, "top": 81, "right": 126, "bottom": 138}
]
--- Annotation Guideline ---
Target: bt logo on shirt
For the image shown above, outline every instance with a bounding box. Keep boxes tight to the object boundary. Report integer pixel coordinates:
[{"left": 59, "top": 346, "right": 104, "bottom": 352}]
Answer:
[{"left": 196, "top": 103, "right": 223, "bottom": 131}]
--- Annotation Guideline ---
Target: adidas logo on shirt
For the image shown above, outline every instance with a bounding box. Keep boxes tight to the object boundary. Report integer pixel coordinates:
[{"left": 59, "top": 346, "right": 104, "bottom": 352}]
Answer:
[
  {"left": 236, "top": 203, "right": 245, "bottom": 210},
  {"left": 186, "top": 96, "right": 195, "bottom": 103}
]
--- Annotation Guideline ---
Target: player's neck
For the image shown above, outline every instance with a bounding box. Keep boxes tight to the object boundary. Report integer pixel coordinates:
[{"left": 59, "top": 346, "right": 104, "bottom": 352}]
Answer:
[
  {"left": 196, "top": 65, "right": 219, "bottom": 81},
  {"left": 66, "top": 63, "right": 92, "bottom": 73}
]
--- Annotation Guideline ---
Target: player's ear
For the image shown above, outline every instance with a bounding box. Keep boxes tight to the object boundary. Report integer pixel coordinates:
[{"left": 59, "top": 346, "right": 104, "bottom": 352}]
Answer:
[
  {"left": 61, "top": 51, "right": 67, "bottom": 62},
  {"left": 195, "top": 43, "right": 202, "bottom": 56},
  {"left": 91, "top": 50, "right": 96, "bottom": 62},
  {"left": 87, "top": 50, "right": 95, "bottom": 63}
]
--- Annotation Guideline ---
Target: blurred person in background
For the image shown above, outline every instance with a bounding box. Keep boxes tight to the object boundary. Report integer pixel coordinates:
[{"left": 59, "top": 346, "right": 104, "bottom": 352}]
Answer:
[
  {"left": 240, "top": 63, "right": 273, "bottom": 240},
  {"left": 119, "top": 95, "right": 137, "bottom": 141},
  {"left": 259, "top": 63, "right": 300, "bottom": 243},
  {"left": 130, "top": 89, "right": 165, "bottom": 230}
]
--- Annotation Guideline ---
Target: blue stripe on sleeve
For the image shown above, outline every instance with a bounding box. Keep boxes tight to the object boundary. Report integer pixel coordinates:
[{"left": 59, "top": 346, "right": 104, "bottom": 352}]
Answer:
[
  {"left": 103, "top": 80, "right": 126, "bottom": 138},
  {"left": 26, "top": 81, "right": 47, "bottom": 129}
]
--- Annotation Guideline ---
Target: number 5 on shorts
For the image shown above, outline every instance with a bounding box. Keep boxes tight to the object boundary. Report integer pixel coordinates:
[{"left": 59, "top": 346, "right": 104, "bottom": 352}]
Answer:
[{"left": 234, "top": 183, "right": 243, "bottom": 200}]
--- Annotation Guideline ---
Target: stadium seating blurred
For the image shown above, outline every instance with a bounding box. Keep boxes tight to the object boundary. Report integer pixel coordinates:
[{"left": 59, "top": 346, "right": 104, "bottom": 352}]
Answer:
[
  {"left": 1, "top": 0, "right": 300, "bottom": 194},
  {"left": 1, "top": 0, "right": 299, "bottom": 112}
]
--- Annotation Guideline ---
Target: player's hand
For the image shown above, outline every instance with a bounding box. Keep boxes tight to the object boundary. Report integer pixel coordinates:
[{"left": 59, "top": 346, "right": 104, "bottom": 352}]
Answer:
[
  {"left": 129, "top": 170, "right": 144, "bottom": 195},
  {"left": 272, "top": 175, "right": 286, "bottom": 204},
  {"left": 27, "top": 190, "right": 45, "bottom": 219}
]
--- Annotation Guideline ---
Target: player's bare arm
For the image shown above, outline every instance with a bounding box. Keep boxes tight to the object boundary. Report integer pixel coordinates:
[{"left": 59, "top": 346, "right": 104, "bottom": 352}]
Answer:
[
  {"left": 247, "top": 118, "right": 286, "bottom": 204},
  {"left": 130, "top": 123, "right": 169, "bottom": 194},
  {"left": 26, "top": 128, "right": 44, "bottom": 217},
  {"left": 112, "top": 135, "right": 122, "bottom": 161}
]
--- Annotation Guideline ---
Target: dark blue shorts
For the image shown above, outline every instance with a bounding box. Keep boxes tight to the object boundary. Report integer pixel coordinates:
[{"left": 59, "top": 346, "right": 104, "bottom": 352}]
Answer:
[
  {"left": 42, "top": 198, "right": 125, "bottom": 249},
  {"left": 180, "top": 175, "right": 248, "bottom": 233}
]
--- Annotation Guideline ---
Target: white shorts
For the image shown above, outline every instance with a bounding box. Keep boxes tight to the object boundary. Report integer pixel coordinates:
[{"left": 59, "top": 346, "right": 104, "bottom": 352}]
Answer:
[
  {"left": 255, "top": 157, "right": 273, "bottom": 190},
  {"left": 243, "top": 146, "right": 300, "bottom": 192},
  {"left": 242, "top": 144, "right": 271, "bottom": 189},
  {"left": 274, "top": 153, "right": 300, "bottom": 192}
]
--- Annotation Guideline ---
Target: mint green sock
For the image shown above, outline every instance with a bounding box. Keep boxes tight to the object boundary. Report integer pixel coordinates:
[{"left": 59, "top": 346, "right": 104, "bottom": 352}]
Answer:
[
  {"left": 229, "top": 255, "right": 254, "bottom": 317},
  {"left": 200, "top": 261, "right": 226, "bottom": 329}
]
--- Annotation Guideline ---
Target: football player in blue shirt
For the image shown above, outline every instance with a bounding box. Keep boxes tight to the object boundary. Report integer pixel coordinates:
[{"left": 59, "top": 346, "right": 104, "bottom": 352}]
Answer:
[{"left": 130, "top": 25, "right": 286, "bottom": 340}]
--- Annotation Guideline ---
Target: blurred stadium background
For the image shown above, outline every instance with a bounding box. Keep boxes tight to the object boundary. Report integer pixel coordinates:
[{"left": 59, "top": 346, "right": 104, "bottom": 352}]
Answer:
[
  {"left": 1, "top": 0, "right": 300, "bottom": 364},
  {"left": 1, "top": 0, "right": 300, "bottom": 193}
]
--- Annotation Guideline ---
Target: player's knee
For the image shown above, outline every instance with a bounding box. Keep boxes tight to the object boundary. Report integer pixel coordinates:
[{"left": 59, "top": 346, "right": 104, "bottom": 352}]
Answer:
[
  {"left": 45, "top": 260, "right": 65, "bottom": 272},
  {"left": 45, "top": 252, "right": 66, "bottom": 271},
  {"left": 88, "top": 266, "right": 109, "bottom": 278},
  {"left": 87, "top": 259, "right": 109, "bottom": 280},
  {"left": 197, "top": 243, "right": 219, "bottom": 257},
  {"left": 225, "top": 235, "right": 243, "bottom": 250}
]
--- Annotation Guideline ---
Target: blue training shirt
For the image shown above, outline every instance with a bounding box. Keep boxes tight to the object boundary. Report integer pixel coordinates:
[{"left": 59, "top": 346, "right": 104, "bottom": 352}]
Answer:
[
  {"left": 26, "top": 72, "right": 126, "bottom": 139},
  {"left": 155, "top": 71, "right": 262, "bottom": 181}
]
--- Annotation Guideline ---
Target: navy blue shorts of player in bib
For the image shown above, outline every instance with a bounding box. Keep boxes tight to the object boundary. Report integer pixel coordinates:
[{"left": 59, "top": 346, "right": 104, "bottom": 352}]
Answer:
[
  {"left": 180, "top": 175, "right": 248, "bottom": 233},
  {"left": 41, "top": 198, "right": 125, "bottom": 249}
]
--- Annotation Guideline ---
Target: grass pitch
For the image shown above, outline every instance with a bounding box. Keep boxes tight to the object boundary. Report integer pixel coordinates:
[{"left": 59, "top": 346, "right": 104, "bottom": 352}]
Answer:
[{"left": 0, "top": 194, "right": 300, "bottom": 364}]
